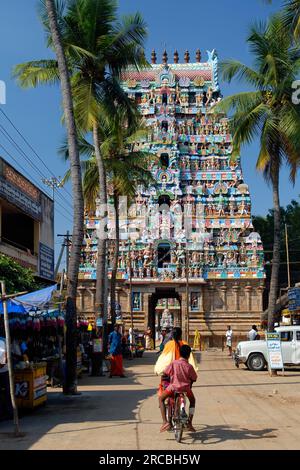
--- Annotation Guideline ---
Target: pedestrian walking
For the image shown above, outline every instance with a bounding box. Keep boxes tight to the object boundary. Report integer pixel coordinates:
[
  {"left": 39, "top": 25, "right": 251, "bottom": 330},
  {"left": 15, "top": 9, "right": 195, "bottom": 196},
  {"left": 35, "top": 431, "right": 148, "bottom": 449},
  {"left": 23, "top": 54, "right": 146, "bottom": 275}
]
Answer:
[
  {"left": 144, "top": 327, "right": 154, "bottom": 350},
  {"left": 108, "top": 325, "right": 125, "bottom": 378},
  {"left": 225, "top": 326, "right": 233, "bottom": 356},
  {"left": 248, "top": 325, "right": 259, "bottom": 341}
]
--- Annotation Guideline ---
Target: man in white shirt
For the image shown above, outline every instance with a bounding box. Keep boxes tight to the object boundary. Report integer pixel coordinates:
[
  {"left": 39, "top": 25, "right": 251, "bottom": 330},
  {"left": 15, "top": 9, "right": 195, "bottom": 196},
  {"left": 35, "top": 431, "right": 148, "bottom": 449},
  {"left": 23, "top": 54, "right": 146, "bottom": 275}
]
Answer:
[
  {"left": 248, "top": 325, "right": 258, "bottom": 341},
  {"left": 0, "top": 337, "right": 12, "bottom": 420},
  {"left": 225, "top": 326, "right": 233, "bottom": 356}
]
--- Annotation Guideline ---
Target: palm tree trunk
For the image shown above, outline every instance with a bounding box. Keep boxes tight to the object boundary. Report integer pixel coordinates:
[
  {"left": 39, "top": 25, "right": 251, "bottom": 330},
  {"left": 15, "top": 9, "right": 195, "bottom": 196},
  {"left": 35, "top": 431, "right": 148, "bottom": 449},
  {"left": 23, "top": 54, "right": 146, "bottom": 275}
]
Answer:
[
  {"left": 110, "top": 190, "right": 120, "bottom": 325},
  {"left": 268, "top": 157, "right": 281, "bottom": 332},
  {"left": 45, "top": 0, "right": 84, "bottom": 394},
  {"left": 93, "top": 123, "right": 107, "bottom": 335}
]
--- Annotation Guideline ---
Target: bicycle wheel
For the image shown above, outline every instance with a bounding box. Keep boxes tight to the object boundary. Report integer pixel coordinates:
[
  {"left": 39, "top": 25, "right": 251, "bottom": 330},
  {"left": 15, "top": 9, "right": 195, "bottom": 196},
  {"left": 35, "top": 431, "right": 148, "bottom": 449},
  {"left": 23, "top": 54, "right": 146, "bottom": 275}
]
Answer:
[{"left": 175, "top": 424, "right": 184, "bottom": 443}]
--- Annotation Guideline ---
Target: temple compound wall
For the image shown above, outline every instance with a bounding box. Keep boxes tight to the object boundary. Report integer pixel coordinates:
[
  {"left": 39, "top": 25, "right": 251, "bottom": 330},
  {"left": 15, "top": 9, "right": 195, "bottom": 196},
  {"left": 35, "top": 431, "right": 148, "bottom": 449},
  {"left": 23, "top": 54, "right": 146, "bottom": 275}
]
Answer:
[{"left": 77, "top": 49, "right": 265, "bottom": 347}]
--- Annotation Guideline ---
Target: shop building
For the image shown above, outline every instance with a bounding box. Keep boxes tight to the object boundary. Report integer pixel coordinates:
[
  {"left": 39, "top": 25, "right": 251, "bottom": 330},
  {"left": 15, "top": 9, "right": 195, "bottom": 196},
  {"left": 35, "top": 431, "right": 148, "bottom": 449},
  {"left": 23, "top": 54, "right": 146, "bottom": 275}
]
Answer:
[{"left": 0, "top": 156, "right": 54, "bottom": 281}]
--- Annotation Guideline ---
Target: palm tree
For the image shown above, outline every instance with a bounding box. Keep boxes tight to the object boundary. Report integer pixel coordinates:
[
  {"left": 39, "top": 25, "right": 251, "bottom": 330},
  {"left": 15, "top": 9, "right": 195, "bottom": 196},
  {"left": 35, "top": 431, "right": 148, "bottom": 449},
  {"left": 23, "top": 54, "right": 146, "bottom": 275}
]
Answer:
[
  {"left": 215, "top": 15, "right": 300, "bottom": 330},
  {"left": 44, "top": 0, "right": 84, "bottom": 394},
  {"left": 14, "top": 0, "right": 147, "bottom": 330},
  {"left": 62, "top": 111, "right": 154, "bottom": 325},
  {"left": 261, "top": 1, "right": 300, "bottom": 39},
  {"left": 282, "top": 1, "right": 300, "bottom": 40}
]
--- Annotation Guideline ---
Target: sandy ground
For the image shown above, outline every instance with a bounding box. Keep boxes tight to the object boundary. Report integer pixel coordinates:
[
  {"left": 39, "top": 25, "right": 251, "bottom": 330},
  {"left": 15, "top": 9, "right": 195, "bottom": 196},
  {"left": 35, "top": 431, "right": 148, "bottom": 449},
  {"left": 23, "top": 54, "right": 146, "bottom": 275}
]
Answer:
[{"left": 1, "top": 349, "right": 300, "bottom": 450}]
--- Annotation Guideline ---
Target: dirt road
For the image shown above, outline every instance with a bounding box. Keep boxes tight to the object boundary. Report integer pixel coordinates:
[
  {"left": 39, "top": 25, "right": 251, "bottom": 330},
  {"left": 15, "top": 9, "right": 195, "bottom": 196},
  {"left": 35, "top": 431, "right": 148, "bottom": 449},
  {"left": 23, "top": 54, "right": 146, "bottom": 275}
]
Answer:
[{"left": 1, "top": 350, "right": 300, "bottom": 450}]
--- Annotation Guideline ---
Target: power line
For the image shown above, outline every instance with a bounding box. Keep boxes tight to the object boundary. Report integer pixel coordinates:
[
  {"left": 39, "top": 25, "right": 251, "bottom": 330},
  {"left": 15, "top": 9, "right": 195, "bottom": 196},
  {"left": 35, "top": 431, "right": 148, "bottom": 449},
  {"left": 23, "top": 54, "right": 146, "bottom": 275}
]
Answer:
[
  {"left": 0, "top": 108, "right": 73, "bottom": 199},
  {"left": 0, "top": 142, "right": 48, "bottom": 194},
  {"left": 0, "top": 142, "right": 73, "bottom": 223},
  {"left": 0, "top": 122, "right": 74, "bottom": 214}
]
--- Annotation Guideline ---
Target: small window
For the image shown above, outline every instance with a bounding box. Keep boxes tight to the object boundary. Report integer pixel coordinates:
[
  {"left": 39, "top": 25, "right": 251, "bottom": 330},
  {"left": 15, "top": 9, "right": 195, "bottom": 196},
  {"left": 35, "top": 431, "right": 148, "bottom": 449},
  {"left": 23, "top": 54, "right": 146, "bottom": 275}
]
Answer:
[
  {"left": 162, "top": 93, "right": 168, "bottom": 105},
  {"left": 189, "top": 92, "right": 196, "bottom": 105},
  {"left": 157, "top": 243, "right": 171, "bottom": 268},
  {"left": 296, "top": 331, "right": 300, "bottom": 341},
  {"left": 280, "top": 331, "right": 293, "bottom": 342},
  {"left": 161, "top": 121, "right": 168, "bottom": 131},
  {"left": 160, "top": 153, "right": 169, "bottom": 168},
  {"left": 135, "top": 93, "right": 142, "bottom": 104}
]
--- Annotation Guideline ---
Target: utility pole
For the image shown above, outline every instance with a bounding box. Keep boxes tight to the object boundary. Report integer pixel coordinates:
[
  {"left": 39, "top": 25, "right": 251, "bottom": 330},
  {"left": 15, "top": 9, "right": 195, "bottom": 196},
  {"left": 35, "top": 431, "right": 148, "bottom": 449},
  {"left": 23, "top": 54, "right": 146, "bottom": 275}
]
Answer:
[
  {"left": 57, "top": 231, "right": 72, "bottom": 278},
  {"left": 285, "top": 224, "right": 291, "bottom": 289},
  {"left": 0, "top": 281, "right": 20, "bottom": 436},
  {"left": 185, "top": 245, "right": 190, "bottom": 344},
  {"left": 128, "top": 236, "right": 133, "bottom": 332}
]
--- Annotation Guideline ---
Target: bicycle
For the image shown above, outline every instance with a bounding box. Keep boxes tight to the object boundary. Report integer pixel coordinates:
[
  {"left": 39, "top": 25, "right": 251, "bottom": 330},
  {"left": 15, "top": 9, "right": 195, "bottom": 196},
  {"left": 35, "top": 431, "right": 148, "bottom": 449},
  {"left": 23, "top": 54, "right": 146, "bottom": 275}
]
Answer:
[{"left": 166, "top": 391, "right": 189, "bottom": 443}]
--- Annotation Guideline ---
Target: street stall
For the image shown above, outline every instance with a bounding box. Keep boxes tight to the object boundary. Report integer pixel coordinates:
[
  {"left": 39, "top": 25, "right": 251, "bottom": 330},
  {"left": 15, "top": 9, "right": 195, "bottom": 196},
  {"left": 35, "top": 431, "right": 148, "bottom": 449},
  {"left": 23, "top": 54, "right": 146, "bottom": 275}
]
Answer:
[{"left": 0, "top": 285, "right": 60, "bottom": 410}]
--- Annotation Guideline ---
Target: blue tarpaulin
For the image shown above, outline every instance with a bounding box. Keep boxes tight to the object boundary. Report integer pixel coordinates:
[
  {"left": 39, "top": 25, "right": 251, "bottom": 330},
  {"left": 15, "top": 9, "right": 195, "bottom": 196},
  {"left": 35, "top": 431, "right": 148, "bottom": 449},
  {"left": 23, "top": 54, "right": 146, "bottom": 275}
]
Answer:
[
  {"left": 0, "top": 300, "right": 27, "bottom": 314},
  {"left": 0, "top": 284, "right": 57, "bottom": 314}
]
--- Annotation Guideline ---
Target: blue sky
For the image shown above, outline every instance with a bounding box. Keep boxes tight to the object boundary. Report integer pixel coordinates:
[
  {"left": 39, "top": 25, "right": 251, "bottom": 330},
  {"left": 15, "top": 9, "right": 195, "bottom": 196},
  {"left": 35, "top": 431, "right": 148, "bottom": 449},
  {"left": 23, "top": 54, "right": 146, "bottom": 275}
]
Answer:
[{"left": 0, "top": 0, "right": 299, "bottom": 263}]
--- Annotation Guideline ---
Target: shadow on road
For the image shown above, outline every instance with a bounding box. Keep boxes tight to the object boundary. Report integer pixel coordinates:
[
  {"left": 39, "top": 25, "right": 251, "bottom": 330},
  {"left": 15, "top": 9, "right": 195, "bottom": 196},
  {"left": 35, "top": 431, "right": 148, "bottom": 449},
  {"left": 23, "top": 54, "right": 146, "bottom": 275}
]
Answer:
[
  {"left": 188, "top": 424, "right": 277, "bottom": 445},
  {"left": 193, "top": 381, "right": 300, "bottom": 388},
  {"left": 0, "top": 356, "right": 156, "bottom": 450}
]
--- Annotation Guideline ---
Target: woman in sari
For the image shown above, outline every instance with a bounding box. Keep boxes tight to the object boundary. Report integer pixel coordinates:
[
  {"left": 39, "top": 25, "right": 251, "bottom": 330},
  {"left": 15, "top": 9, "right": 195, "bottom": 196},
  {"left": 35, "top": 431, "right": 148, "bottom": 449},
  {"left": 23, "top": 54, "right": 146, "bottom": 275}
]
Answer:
[
  {"left": 154, "top": 327, "right": 198, "bottom": 394},
  {"left": 144, "top": 327, "right": 154, "bottom": 350},
  {"left": 108, "top": 325, "right": 125, "bottom": 378}
]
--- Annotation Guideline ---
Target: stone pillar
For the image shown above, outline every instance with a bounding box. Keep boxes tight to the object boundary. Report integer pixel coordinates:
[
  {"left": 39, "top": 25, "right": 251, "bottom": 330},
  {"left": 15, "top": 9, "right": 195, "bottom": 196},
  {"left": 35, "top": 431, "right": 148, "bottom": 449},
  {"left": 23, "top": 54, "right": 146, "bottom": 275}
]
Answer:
[
  {"left": 89, "top": 287, "right": 96, "bottom": 310},
  {"left": 233, "top": 285, "right": 240, "bottom": 311},
  {"left": 220, "top": 284, "right": 227, "bottom": 311},
  {"left": 208, "top": 284, "right": 215, "bottom": 312},
  {"left": 245, "top": 285, "right": 252, "bottom": 311},
  {"left": 200, "top": 286, "right": 204, "bottom": 312},
  {"left": 180, "top": 291, "right": 188, "bottom": 342},
  {"left": 77, "top": 286, "right": 85, "bottom": 312},
  {"left": 143, "top": 293, "right": 152, "bottom": 330},
  {"left": 257, "top": 285, "right": 265, "bottom": 312},
  {"left": 127, "top": 290, "right": 131, "bottom": 313}
]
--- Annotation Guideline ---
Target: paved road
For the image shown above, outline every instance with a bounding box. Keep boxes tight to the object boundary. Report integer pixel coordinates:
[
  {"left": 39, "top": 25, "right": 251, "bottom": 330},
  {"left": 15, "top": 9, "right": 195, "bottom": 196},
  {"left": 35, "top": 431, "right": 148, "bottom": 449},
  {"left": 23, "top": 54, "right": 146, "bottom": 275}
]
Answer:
[{"left": 1, "top": 350, "right": 300, "bottom": 449}]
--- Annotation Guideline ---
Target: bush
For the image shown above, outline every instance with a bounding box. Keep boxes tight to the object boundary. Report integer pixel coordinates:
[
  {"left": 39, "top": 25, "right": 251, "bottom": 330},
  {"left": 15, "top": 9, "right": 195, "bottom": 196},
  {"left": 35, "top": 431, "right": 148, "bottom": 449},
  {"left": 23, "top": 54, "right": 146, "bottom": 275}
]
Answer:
[{"left": 0, "top": 254, "right": 40, "bottom": 294}]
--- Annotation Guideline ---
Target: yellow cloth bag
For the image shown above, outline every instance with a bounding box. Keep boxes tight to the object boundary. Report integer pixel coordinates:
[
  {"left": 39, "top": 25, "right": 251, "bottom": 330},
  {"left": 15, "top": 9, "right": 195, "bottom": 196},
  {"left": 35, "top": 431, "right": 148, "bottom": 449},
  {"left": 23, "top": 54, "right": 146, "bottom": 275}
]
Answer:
[{"left": 154, "top": 340, "right": 198, "bottom": 375}]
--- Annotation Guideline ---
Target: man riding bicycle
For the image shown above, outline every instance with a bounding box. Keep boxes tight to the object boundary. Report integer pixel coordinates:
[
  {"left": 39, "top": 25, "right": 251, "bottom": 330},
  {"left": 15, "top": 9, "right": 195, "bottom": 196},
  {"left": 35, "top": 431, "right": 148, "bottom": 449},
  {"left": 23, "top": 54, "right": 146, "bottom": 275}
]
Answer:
[{"left": 158, "top": 344, "right": 197, "bottom": 433}]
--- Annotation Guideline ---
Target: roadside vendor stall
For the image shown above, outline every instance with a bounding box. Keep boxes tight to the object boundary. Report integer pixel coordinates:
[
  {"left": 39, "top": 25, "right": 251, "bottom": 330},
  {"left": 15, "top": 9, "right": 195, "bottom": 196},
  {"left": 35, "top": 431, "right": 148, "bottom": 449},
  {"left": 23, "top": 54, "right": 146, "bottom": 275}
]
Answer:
[
  {"left": 14, "top": 362, "right": 47, "bottom": 409},
  {"left": 0, "top": 285, "right": 60, "bottom": 410}
]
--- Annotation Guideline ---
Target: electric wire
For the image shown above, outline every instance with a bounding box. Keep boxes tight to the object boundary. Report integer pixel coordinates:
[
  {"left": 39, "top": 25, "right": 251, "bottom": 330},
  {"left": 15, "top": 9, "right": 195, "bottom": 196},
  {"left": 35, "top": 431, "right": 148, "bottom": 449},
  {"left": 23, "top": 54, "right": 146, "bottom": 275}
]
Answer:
[
  {"left": 0, "top": 122, "right": 74, "bottom": 212},
  {"left": 0, "top": 108, "right": 73, "bottom": 199},
  {"left": 0, "top": 142, "right": 73, "bottom": 223}
]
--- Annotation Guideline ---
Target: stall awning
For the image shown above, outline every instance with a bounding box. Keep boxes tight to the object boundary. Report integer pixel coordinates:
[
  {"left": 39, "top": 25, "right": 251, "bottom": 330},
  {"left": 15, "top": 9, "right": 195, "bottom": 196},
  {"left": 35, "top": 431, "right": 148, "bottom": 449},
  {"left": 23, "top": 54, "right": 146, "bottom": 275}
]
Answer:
[{"left": 0, "top": 284, "right": 57, "bottom": 314}]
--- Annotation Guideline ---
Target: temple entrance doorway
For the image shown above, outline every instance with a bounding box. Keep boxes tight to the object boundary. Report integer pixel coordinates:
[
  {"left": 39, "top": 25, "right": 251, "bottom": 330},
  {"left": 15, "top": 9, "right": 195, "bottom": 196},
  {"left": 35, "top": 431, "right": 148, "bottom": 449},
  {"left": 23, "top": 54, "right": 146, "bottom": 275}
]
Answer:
[{"left": 148, "top": 288, "right": 181, "bottom": 348}]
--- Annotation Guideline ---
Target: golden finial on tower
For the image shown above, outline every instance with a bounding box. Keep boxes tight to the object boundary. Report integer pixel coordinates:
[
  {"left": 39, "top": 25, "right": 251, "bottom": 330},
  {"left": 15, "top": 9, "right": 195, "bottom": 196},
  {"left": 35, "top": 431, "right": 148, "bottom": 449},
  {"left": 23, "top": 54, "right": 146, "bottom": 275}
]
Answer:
[{"left": 184, "top": 50, "right": 190, "bottom": 63}]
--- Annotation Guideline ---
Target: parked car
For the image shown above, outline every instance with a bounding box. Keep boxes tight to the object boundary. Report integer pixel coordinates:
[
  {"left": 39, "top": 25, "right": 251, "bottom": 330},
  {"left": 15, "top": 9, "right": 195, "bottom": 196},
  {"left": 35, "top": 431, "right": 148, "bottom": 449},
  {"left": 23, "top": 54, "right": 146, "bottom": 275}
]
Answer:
[{"left": 234, "top": 326, "right": 300, "bottom": 371}]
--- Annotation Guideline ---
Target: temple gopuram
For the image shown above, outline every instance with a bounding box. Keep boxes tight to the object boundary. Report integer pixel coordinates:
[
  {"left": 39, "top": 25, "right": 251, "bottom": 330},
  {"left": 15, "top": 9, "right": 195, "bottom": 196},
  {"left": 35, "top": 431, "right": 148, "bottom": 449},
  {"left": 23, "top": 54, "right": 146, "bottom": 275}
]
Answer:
[{"left": 77, "top": 49, "right": 265, "bottom": 347}]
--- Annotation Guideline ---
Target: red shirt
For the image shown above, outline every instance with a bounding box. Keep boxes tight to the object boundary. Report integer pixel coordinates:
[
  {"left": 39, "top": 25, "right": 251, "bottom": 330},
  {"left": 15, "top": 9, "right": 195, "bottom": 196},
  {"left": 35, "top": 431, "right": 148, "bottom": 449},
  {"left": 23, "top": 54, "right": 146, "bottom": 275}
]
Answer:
[{"left": 164, "top": 358, "right": 197, "bottom": 393}]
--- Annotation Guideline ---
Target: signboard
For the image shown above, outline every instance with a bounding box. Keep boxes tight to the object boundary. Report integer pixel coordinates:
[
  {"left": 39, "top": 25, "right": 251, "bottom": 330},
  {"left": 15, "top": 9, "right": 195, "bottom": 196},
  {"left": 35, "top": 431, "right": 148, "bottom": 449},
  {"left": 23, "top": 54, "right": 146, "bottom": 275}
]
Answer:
[
  {"left": 96, "top": 317, "right": 103, "bottom": 327},
  {"left": 15, "top": 380, "right": 29, "bottom": 399},
  {"left": 39, "top": 242, "right": 54, "bottom": 280},
  {"left": 0, "top": 176, "right": 42, "bottom": 220},
  {"left": 0, "top": 159, "right": 42, "bottom": 220},
  {"left": 288, "top": 287, "right": 300, "bottom": 311},
  {"left": 266, "top": 332, "right": 284, "bottom": 370}
]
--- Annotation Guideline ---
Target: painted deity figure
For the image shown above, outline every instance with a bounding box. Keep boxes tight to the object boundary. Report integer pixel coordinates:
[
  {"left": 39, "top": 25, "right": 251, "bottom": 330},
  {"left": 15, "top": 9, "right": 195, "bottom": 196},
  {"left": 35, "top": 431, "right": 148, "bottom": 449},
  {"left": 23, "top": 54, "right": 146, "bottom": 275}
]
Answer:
[
  {"left": 229, "top": 195, "right": 236, "bottom": 216},
  {"left": 160, "top": 209, "right": 171, "bottom": 239},
  {"left": 176, "top": 243, "right": 185, "bottom": 266},
  {"left": 239, "top": 242, "right": 247, "bottom": 266},
  {"left": 238, "top": 197, "right": 248, "bottom": 216},
  {"left": 175, "top": 84, "right": 181, "bottom": 105},
  {"left": 160, "top": 308, "right": 173, "bottom": 329},
  {"left": 216, "top": 194, "right": 225, "bottom": 217}
]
